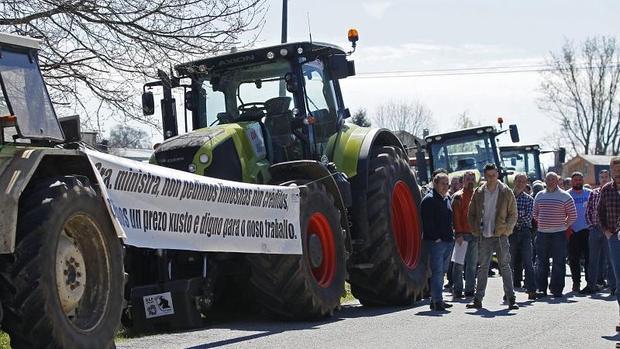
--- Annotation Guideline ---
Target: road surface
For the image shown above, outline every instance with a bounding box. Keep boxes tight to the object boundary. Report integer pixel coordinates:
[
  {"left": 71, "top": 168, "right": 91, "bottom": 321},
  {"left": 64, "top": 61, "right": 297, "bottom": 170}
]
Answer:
[{"left": 117, "top": 275, "right": 619, "bottom": 349}]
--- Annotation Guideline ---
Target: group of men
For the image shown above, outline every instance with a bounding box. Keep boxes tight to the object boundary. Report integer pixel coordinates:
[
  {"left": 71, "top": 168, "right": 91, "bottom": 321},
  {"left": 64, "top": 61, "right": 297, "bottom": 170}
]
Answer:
[{"left": 420, "top": 157, "right": 620, "bottom": 331}]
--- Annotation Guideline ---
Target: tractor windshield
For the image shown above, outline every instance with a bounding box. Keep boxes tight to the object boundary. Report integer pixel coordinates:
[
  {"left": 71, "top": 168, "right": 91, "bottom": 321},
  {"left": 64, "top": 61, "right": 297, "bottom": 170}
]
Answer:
[
  {"left": 0, "top": 48, "right": 63, "bottom": 141},
  {"left": 208, "top": 60, "right": 293, "bottom": 121},
  {"left": 501, "top": 149, "right": 542, "bottom": 181},
  {"left": 430, "top": 134, "right": 498, "bottom": 173}
]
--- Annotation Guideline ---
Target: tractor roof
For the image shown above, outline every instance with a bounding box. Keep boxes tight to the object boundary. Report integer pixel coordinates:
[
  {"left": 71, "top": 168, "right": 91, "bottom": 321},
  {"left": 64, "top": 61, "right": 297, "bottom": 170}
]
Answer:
[
  {"left": 0, "top": 32, "right": 40, "bottom": 50},
  {"left": 425, "top": 125, "right": 497, "bottom": 144},
  {"left": 175, "top": 41, "right": 346, "bottom": 76}
]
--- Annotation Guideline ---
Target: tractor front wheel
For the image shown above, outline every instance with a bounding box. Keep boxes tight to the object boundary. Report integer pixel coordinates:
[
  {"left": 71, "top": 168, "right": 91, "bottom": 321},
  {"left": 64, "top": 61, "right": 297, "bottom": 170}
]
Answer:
[
  {"left": 248, "top": 182, "right": 345, "bottom": 319},
  {"left": 349, "top": 146, "right": 427, "bottom": 305},
  {"left": 0, "top": 176, "right": 123, "bottom": 349}
]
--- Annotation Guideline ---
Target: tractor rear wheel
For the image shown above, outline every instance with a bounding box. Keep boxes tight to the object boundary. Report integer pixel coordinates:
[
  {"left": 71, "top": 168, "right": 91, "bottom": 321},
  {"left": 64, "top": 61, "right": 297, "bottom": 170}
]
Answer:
[
  {"left": 248, "top": 182, "right": 345, "bottom": 319},
  {"left": 0, "top": 176, "right": 123, "bottom": 349},
  {"left": 349, "top": 146, "right": 427, "bottom": 305}
]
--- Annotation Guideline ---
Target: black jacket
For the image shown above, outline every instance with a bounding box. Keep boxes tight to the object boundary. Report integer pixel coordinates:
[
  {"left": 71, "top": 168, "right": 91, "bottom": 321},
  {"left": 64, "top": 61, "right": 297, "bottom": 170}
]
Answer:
[{"left": 421, "top": 189, "right": 455, "bottom": 241}]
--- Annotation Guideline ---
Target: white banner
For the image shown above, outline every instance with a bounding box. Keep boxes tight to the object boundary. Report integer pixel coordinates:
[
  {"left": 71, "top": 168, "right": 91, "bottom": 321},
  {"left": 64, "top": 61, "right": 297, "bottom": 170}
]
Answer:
[{"left": 84, "top": 149, "right": 302, "bottom": 255}]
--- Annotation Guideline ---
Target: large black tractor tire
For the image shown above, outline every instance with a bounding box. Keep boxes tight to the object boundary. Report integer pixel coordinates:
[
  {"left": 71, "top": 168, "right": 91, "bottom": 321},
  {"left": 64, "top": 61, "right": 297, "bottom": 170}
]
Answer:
[
  {"left": 248, "top": 182, "right": 345, "bottom": 319},
  {"left": 349, "top": 146, "right": 428, "bottom": 305},
  {"left": 0, "top": 176, "right": 124, "bottom": 349}
]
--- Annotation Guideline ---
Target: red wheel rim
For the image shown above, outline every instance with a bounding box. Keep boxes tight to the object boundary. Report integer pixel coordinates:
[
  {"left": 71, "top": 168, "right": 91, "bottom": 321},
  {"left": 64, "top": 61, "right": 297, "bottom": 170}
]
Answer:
[
  {"left": 391, "top": 180, "right": 421, "bottom": 269},
  {"left": 307, "top": 212, "right": 336, "bottom": 288}
]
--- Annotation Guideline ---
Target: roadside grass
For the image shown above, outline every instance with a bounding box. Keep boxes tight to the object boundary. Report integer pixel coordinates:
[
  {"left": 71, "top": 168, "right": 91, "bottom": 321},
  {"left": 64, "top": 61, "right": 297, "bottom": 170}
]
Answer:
[
  {"left": 1, "top": 331, "right": 10, "bottom": 349},
  {"left": 341, "top": 282, "right": 357, "bottom": 303}
]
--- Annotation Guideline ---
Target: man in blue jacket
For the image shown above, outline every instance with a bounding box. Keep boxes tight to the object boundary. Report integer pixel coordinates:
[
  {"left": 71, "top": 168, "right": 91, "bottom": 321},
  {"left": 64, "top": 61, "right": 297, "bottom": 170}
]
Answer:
[{"left": 421, "top": 172, "right": 455, "bottom": 311}]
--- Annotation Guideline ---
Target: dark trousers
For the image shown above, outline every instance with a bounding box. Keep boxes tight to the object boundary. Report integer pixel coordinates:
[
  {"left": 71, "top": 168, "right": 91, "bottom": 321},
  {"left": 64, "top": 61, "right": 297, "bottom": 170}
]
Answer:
[
  {"left": 510, "top": 227, "right": 536, "bottom": 292},
  {"left": 588, "top": 225, "right": 616, "bottom": 289},
  {"left": 536, "top": 231, "right": 567, "bottom": 295},
  {"left": 607, "top": 235, "right": 620, "bottom": 305},
  {"left": 568, "top": 229, "right": 589, "bottom": 285}
]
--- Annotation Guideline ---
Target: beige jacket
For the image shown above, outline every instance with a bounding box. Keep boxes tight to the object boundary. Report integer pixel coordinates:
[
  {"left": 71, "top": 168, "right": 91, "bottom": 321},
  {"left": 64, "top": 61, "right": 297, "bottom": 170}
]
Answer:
[{"left": 467, "top": 181, "right": 517, "bottom": 237}]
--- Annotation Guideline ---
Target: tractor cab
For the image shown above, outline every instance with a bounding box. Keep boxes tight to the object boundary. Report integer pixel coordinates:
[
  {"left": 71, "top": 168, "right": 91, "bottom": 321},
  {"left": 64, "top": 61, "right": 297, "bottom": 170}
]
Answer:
[
  {"left": 419, "top": 122, "right": 519, "bottom": 184},
  {"left": 0, "top": 33, "right": 64, "bottom": 145},
  {"left": 500, "top": 144, "right": 544, "bottom": 182},
  {"left": 143, "top": 39, "right": 356, "bottom": 169}
]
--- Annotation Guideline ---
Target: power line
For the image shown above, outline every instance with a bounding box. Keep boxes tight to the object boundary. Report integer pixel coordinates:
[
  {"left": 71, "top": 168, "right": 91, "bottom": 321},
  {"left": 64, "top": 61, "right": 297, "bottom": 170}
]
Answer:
[{"left": 352, "top": 63, "right": 620, "bottom": 79}]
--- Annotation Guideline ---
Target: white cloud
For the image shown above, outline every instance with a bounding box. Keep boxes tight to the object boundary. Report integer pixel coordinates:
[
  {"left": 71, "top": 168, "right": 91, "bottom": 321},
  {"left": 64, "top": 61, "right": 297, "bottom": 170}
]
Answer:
[{"left": 362, "top": 1, "right": 393, "bottom": 19}]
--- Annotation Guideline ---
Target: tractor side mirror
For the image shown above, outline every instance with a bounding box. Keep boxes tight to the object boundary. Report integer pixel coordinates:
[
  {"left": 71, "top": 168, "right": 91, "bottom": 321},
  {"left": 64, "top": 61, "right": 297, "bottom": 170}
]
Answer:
[
  {"left": 185, "top": 90, "right": 193, "bottom": 111},
  {"left": 285, "top": 73, "right": 299, "bottom": 93},
  {"left": 509, "top": 124, "right": 520, "bottom": 143},
  {"left": 328, "top": 54, "right": 354, "bottom": 79},
  {"left": 511, "top": 158, "right": 517, "bottom": 166},
  {"left": 142, "top": 91, "right": 155, "bottom": 116},
  {"left": 558, "top": 147, "right": 566, "bottom": 164},
  {"left": 58, "top": 115, "right": 81, "bottom": 143}
]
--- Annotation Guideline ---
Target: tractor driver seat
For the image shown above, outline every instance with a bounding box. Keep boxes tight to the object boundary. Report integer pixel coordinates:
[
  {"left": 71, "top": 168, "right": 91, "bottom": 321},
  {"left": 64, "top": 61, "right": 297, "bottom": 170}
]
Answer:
[{"left": 456, "top": 158, "right": 476, "bottom": 171}]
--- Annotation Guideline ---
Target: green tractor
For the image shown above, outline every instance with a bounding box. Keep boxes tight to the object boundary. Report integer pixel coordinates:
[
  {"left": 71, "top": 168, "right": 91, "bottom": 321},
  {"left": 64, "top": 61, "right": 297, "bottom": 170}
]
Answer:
[
  {"left": 0, "top": 34, "right": 124, "bottom": 347},
  {"left": 499, "top": 144, "right": 545, "bottom": 183},
  {"left": 141, "top": 32, "right": 427, "bottom": 318},
  {"left": 417, "top": 122, "right": 520, "bottom": 186}
]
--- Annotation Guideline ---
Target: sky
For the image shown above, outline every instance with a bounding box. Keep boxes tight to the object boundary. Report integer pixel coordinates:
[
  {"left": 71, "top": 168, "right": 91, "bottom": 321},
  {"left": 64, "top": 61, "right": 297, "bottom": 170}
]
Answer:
[{"left": 246, "top": 0, "right": 619, "bottom": 149}]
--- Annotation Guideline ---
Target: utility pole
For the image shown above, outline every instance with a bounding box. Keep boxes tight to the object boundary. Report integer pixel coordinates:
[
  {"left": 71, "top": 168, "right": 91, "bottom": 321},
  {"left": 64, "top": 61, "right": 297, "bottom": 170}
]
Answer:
[{"left": 281, "top": 0, "right": 287, "bottom": 43}]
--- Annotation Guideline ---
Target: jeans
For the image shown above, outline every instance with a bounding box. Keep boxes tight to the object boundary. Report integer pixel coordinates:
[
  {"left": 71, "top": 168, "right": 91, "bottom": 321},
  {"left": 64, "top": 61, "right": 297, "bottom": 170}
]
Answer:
[
  {"left": 475, "top": 236, "right": 514, "bottom": 301},
  {"left": 568, "top": 229, "right": 589, "bottom": 285},
  {"left": 588, "top": 225, "right": 616, "bottom": 289},
  {"left": 452, "top": 234, "right": 478, "bottom": 294},
  {"left": 607, "top": 235, "right": 620, "bottom": 305},
  {"left": 535, "top": 231, "right": 567, "bottom": 295},
  {"left": 430, "top": 240, "right": 454, "bottom": 302},
  {"left": 510, "top": 227, "right": 536, "bottom": 293}
]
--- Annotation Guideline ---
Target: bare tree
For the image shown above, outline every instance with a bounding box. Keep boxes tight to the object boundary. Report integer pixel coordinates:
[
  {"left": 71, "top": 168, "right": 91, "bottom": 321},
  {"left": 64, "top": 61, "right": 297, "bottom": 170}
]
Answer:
[
  {"left": 373, "top": 100, "right": 434, "bottom": 137},
  {"left": 349, "top": 108, "right": 371, "bottom": 127},
  {"left": 539, "top": 36, "right": 620, "bottom": 155},
  {"left": 108, "top": 124, "right": 151, "bottom": 149},
  {"left": 0, "top": 0, "right": 266, "bottom": 132},
  {"left": 455, "top": 110, "right": 479, "bottom": 129}
]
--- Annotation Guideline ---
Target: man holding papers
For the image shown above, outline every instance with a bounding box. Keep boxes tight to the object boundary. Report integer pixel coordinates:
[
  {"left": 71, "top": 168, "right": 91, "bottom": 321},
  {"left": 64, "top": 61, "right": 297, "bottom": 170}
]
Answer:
[{"left": 451, "top": 171, "right": 478, "bottom": 300}]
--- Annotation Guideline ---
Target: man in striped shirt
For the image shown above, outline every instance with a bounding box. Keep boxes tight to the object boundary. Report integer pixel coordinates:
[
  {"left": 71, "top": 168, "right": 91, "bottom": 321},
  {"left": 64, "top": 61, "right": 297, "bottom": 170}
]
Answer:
[{"left": 533, "top": 172, "right": 577, "bottom": 297}]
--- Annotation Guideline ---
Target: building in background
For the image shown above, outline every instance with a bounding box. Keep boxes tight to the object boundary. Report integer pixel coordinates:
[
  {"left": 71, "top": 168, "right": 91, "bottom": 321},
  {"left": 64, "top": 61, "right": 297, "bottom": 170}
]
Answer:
[{"left": 562, "top": 154, "right": 613, "bottom": 187}]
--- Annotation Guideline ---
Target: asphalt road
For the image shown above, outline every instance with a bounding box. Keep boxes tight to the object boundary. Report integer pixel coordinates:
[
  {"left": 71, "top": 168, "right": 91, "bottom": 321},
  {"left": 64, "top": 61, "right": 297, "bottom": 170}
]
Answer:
[{"left": 117, "top": 275, "right": 619, "bottom": 349}]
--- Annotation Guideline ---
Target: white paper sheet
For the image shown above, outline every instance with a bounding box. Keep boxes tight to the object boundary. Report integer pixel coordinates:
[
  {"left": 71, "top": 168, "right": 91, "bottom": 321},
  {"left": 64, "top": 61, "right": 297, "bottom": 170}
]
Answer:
[{"left": 451, "top": 240, "right": 469, "bottom": 265}]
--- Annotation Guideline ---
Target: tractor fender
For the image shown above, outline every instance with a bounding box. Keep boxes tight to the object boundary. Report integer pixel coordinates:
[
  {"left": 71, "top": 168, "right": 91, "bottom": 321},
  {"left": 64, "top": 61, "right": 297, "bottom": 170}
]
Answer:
[
  {"left": 269, "top": 160, "right": 351, "bottom": 253},
  {"left": 0, "top": 148, "right": 123, "bottom": 254}
]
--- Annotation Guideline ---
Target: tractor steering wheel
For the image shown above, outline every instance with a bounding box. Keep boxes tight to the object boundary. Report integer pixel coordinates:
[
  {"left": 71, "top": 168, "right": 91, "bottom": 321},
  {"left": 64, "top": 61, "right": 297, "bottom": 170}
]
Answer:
[{"left": 238, "top": 102, "right": 267, "bottom": 113}]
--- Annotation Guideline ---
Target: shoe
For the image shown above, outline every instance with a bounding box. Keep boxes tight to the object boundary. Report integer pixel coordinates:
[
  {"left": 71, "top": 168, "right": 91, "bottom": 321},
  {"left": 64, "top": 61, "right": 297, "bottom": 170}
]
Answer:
[
  {"left": 611, "top": 288, "right": 617, "bottom": 295},
  {"left": 502, "top": 295, "right": 507, "bottom": 302},
  {"left": 464, "top": 291, "right": 475, "bottom": 297},
  {"left": 572, "top": 283, "right": 580, "bottom": 292},
  {"left": 508, "top": 297, "right": 519, "bottom": 310},
  {"left": 616, "top": 323, "right": 620, "bottom": 332},
  {"left": 528, "top": 292, "right": 537, "bottom": 300},
  {"left": 430, "top": 301, "right": 447, "bottom": 311},
  {"left": 452, "top": 292, "right": 464, "bottom": 300},
  {"left": 466, "top": 298, "right": 483, "bottom": 309},
  {"left": 579, "top": 286, "right": 594, "bottom": 295},
  {"left": 442, "top": 301, "right": 453, "bottom": 308},
  {"left": 536, "top": 292, "right": 548, "bottom": 298}
]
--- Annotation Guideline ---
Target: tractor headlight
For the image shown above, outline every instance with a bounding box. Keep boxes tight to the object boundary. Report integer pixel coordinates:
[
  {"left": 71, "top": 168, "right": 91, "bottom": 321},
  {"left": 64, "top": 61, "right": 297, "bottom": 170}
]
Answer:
[
  {"left": 188, "top": 163, "right": 196, "bottom": 173},
  {"left": 199, "top": 154, "right": 209, "bottom": 164}
]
